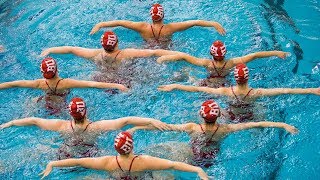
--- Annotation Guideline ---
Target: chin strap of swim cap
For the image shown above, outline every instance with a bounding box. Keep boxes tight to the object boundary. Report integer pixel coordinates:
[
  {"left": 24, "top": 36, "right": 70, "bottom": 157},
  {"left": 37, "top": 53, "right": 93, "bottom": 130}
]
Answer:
[
  {"left": 101, "top": 31, "right": 118, "bottom": 52},
  {"left": 40, "top": 57, "right": 57, "bottom": 79},
  {"left": 150, "top": 4, "right": 164, "bottom": 22},
  {"left": 199, "top": 100, "right": 221, "bottom": 123},
  {"left": 234, "top": 63, "right": 249, "bottom": 84},
  {"left": 210, "top": 40, "right": 226, "bottom": 61},
  {"left": 114, "top": 131, "right": 133, "bottom": 155},
  {"left": 68, "top": 97, "right": 87, "bottom": 120}
]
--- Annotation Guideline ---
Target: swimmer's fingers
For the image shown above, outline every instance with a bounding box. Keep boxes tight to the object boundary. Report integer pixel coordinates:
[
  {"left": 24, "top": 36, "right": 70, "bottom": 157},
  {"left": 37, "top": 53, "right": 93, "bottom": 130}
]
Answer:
[
  {"left": 39, "top": 164, "right": 53, "bottom": 179},
  {"left": 119, "top": 85, "right": 129, "bottom": 92},
  {"left": 40, "top": 49, "right": 50, "bottom": 57},
  {"left": 277, "top": 51, "right": 290, "bottom": 59},
  {"left": 157, "top": 85, "right": 173, "bottom": 92},
  {"left": 89, "top": 25, "right": 100, "bottom": 35},
  {"left": 285, "top": 125, "right": 299, "bottom": 134},
  {"left": 156, "top": 56, "right": 166, "bottom": 64},
  {"left": 213, "top": 22, "right": 226, "bottom": 36},
  {"left": 0, "top": 122, "right": 12, "bottom": 130}
]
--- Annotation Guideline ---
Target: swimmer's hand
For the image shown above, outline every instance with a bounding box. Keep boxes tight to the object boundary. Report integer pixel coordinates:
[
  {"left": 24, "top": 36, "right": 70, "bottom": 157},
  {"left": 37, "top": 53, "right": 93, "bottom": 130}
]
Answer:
[
  {"left": 284, "top": 124, "right": 299, "bottom": 134},
  {"left": 157, "top": 84, "right": 177, "bottom": 92},
  {"left": 117, "top": 84, "right": 129, "bottom": 92},
  {"left": 197, "top": 168, "right": 209, "bottom": 180},
  {"left": 213, "top": 22, "right": 226, "bottom": 36},
  {"left": 150, "top": 120, "right": 171, "bottom": 131},
  {"left": 157, "top": 54, "right": 181, "bottom": 64},
  {"left": 276, "top": 51, "right": 289, "bottom": 59},
  {"left": 0, "top": 122, "right": 13, "bottom": 130},
  {"left": 40, "top": 49, "right": 51, "bottom": 57},
  {"left": 39, "top": 163, "right": 53, "bottom": 179},
  {"left": 90, "top": 24, "right": 101, "bottom": 35}
]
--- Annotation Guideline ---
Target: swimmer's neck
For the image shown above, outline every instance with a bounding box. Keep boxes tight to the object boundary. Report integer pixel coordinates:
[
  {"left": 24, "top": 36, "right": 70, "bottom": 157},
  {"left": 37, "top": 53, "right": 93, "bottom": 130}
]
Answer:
[
  {"left": 213, "top": 59, "right": 226, "bottom": 65},
  {"left": 203, "top": 122, "right": 217, "bottom": 127},
  {"left": 152, "top": 20, "right": 164, "bottom": 26},
  {"left": 73, "top": 117, "right": 89, "bottom": 125},
  {"left": 46, "top": 75, "right": 60, "bottom": 81},
  {"left": 119, "top": 152, "right": 135, "bottom": 158},
  {"left": 236, "top": 83, "right": 249, "bottom": 90}
]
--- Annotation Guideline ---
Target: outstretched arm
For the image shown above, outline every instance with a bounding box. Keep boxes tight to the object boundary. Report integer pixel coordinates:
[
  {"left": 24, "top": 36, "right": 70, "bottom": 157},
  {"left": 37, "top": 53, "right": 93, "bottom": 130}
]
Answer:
[
  {"left": 40, "top": 46, "right": 101, "bottom": 60},
  {"left": 90, "top": 20, "right": 147, "bottom": 35},
  {"left": 121, "top": 49, "right": 176, "bottom": 60},
  {"left": 158, "top": 84, "right": 229, "bottom": 96},
  {"left": 94, "top": 117, "right": 170, "bottom": 132},
  {"left": 167, "top": 20, "right": 226, "bottom": 35},
  {"left": 0, "top": 117, "right": 64, "bottom": 131},
  {"left": 157, "top": 52, "right": 210, "bottom": 66},
  {"left": 254, "top": 87, "right": 320, "bottom": 97},
  {"left": 229, "top": 51, "right": 289, "bottom": 67},
  {"left": 142, "top": 156, "right": 208, "bottom": 180},
  {"left": 0, "top": 80, "right": 41, "bottom": 89},
  {"left": 225, "top": 121, "right": 298, "bottom": 134},
  {"left": 127, "top": 123, "right": 195, "bottom": 134},
  {"left": 39, "top": 157, "right": 109, "bottom": 179},
  {"left": 63, "top": 79, "right": 128, "bottom": 92}
]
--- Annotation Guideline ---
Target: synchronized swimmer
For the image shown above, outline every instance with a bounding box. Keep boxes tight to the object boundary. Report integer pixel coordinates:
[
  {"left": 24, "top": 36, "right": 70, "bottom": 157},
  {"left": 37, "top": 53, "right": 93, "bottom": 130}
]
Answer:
[
  {"left": 0, "top": 58, "right": 128, "bottom": 115},
  {"left": 0, "top": 97, "right": 170, "bottom": 159},
  {"left": 90, "top": 3, "right": 226, "bottom": 48}
]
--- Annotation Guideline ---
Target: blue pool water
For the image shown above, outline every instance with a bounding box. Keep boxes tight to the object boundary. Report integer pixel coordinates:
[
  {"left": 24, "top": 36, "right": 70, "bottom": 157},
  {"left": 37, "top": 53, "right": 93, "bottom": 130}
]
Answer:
[{"left": 0, "top": 0, "right": 319, "bottom": 179}]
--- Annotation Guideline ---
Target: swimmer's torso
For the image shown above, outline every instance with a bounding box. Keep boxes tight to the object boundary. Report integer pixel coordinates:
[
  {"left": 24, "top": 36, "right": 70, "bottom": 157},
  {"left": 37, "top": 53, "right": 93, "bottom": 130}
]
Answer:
[
  {"left": 189, "top": 124, "right": 221, "bottom": 167},
  {"left": 58, "top": 121, "right": 100, "bottom": 159}
]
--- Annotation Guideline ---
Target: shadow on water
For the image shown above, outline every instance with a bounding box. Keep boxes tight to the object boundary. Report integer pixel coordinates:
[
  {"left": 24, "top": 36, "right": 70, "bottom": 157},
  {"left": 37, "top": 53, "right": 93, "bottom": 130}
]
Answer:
[{"left": 261, "top": 0, "right": 303, "bottom": 74}]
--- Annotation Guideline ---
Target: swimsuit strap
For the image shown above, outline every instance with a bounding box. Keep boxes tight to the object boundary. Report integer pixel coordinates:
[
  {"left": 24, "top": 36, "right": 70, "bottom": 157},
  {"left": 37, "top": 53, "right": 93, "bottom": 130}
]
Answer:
[
  {"left": 212, "top": 61, "right": 227, "bottom": 77},
  {"left": 208, "top": 124, "right": 220, "bottom": 142},
  {"left": 114, "top": 50, "right": 121, "bottom": 62},
  {"left": 82, "top": 122, "right": 93, "bottom": 132},
  {"left": 151, "top": 25, "right": 164, "bottom": 41},
  {"left": 70, "top": 121, "right": 74, "bottom": 132},
  {"left": 199, "top": 124, "right": 205, "bottom": 134},
  {"left": 116, "top": 156, "right": 124, "bottom": 172},
  {"left": 243, "top": 88, "right": 253, "bottom": 100},
  {"left": 54, "top": 79, "right": 63, "bottom": 93},
  {"left": 231, "top": 86, "right": 239, "bottom": 101},
  {"left": 45, "top": 81, "right": 54, "bottom": 92},
  {"left": 129, "top": 155, "right": 139, "bottom": 173}
]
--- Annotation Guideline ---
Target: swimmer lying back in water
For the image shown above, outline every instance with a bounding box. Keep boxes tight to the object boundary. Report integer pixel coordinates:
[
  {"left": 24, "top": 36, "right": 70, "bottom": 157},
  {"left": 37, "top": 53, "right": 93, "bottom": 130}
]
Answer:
[
  {"left": 39, "top": 131, "right": 209, "bottom": 180},
  {"left": 90, "top": 3, "right": 225, "bottom": 46},
  {"left": 0, "top": 58, "right": 128, "bottom": 115},
  {"left": 0, "top": 97, "right": 170, "bottom": 159},
  {"left": 158, "top": 63, "right": 320, "bottom": 122},
  {"left": 41, "top": 31, "right": 177, "bottom": 68},
  {"left": 128, "top": 99, "right": 298, "bottom": 168},
  {"left": 157, "top": 41, "right": 288, "bottom": 87}
]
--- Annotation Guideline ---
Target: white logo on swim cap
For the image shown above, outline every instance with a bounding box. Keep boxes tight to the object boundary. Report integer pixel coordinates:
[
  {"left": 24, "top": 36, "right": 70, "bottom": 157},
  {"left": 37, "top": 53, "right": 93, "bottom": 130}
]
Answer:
[
  {"left": 234, "top": 66, "right": 249, "bottom": 81},
  {"left": 150, "top": 6, "right": 164, "bottom": 20},
  {"left": 115, "top": 133, "right": 133, "bottom": 154},
  {"left": 69, "top": 101, "right": 86, "bottom": 116},
  {"left": 200, "top": 101, "right": 220, "bottom": 118},
  {"left": 210, "top": 44, "right": 226, "bottom": 56},
  {"left": 44, "top": 59, "right": 56, "bottom": 72},
  {"left": 106, "top": 35, "right": 117, "bottom": 46}
]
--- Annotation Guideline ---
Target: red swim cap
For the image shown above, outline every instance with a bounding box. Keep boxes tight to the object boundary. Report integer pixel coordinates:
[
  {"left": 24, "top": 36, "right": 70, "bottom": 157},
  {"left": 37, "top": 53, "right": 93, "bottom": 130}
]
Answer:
[
  {"left": 234, "top": 63, "right": 249, "bottom": 84},
  {"left": 40, "top": 57, "right": 57, "bottom": 79},
  {"left": 101, "top": 31, "right": 118, "bottom": 52},
  {"left": 210, "top": 40, "right": 226, "bottom": 61},
  {"left": 150, "top": 4, "right": 164, "bottom": 22},
  {"left": 69, "top": 97, "right": 87, "bottom": 120},
  {"left": 114, "top": 132, "right": 133, "bottom": 155},
  {"left": 199, "top": 100, "right": 221, "bottom": 123}
]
